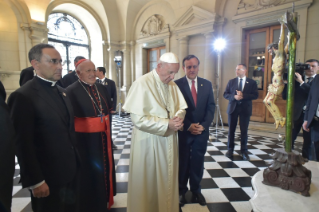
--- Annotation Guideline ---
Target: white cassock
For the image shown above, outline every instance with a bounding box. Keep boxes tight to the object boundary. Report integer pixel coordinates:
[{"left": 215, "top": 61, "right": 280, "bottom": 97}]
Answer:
[{"left": 123, "top": 69, "right": 187, "bottom": 212}]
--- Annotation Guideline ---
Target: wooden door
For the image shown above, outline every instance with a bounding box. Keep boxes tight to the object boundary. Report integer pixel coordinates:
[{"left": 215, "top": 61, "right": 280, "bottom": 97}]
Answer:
[
  {"left": 147, "top": 46, "right": 166, "bottom": 73},
  {"left": 246, "top": 27, "right": 270, "bottom": 122},
  {"left": 245, "top": 25, "right": 287, "bottom": 123}
]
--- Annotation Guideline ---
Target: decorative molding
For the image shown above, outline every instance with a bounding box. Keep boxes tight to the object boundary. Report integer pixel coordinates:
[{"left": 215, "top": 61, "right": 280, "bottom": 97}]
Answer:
[
  {"left": 136, "top": 31, "right": 170, "bottom": 45},
  {"left": 142, "top": 39, "right": 166, "bottom": 48},
  {"left": 139, "top": 15, "right": 169, "bottom": 38},
  {"left": 233, "top": 0, "right": 313, "bottom": 25},
  {"left": 20, "top": 22, "right": 49, "bottom": 45},
  {"left": 0, "top": 70, "right": 20, "bottom": 80},
  {"left": 172, "top": 6, "right": 225, "bottom": 39}
]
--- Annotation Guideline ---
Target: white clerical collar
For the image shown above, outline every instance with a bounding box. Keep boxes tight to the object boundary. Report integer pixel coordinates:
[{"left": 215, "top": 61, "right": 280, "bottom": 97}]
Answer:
[
  {"left": 36, "top": 75, "right": 56, "bottom": 86},
  {"left": 80, "top": 79, "right": 93, "bottom": 86}
]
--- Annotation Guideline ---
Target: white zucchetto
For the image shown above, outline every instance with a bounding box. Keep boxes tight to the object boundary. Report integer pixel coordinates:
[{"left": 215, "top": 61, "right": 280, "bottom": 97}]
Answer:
[{"left": 159, "top": 52, "right": 179, "bottom": 63}]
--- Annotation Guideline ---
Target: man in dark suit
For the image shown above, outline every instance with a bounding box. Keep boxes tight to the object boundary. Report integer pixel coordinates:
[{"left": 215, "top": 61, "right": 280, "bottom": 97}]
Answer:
[
  {"left": 8, "top": 43, "right": 79, "bottom": 212},
  {"left": 96, "top": 66, "right": 118, "bottom": 149},
  {"left": 303, "top": 59, "right": 319, "bottom": 162},
  {"left": 96, "top": 67, "right": 117, "bottom": 113},
  {"left": 223, "top": 64, "right": 258, "bottom": 161},
  {"left": 283, "top": 59, "right": 318, "bottom": 159},
  {"left": 20, "top": 66, "right": 35, "bottom": 86},
  {"left": 175, "top": 55, "right": 215, "bottom": 206},
  {"left": 57, "top": 56, "right": 85, "bottom": 88},
  {"left": 0, "top": 81, "right": 15, "bottom": 212}
]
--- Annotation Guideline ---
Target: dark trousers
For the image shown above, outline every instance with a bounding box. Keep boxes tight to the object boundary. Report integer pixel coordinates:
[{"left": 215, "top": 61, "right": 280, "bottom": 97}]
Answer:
[
  {"left": 31, "top": 178, "right": 78, "bottom": 212},
  {"left": 179, "top": 136, "right": 207, "bottom": 194},
  {"left": 310, "top": 120, "right": 319, "bottom": 162},
  {"left": 291, "top": 111, "right": 312, "bottom": 159},
  {"left": 227, "top": 104, "right": 250, "bottom": 152}
]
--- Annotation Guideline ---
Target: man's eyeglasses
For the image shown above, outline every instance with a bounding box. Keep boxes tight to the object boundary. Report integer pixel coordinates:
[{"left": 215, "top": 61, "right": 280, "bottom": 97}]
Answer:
[
  {"left": 185, "top": 65, "right": 198, "bottom": 70},
  {"left": 46, "top": 59, "right": 65, "bottom": 65}
]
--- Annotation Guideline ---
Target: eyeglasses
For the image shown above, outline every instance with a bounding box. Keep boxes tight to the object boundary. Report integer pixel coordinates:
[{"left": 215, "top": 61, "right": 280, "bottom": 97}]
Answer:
[
  {"left": 45, "top": 59, "right": 65, "bottom": 65},
  {"left": 185, "top": 65, "right": 198, "bottom": 70}
]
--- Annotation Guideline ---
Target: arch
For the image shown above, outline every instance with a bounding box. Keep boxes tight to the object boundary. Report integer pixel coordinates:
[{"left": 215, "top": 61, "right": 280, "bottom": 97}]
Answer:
[
  {"left": 46, "top": 0, "right": 109, "bottom": 45},
  {"left": 46, "top": 1, "right": 108, "bottom": 67},
  {"left": 3, "top": 0, "right": 31, "bottom": 23}
]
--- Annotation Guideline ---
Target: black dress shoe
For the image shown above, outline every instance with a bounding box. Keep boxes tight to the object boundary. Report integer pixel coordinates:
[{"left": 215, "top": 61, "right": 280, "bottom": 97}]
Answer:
[
  {"left": 191, "top": 192, "right": 206, "bottom": 206},
  {"left": 241, "top": 152, "right": 250, "bottom": 161},
  {"left": 225, "top": 150, "right": 233, "bottom": 159},
  {"left": 179, "top": 194, "right": 187, "bottom": 206},
  {"left": 112, "top": 143, "right": 118, "bottom": 149}
]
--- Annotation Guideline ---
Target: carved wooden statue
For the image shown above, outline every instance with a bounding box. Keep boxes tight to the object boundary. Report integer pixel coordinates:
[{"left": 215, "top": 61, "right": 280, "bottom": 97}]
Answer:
[{"left": 263, "top": 22, "right": 287, "bottom": 129}]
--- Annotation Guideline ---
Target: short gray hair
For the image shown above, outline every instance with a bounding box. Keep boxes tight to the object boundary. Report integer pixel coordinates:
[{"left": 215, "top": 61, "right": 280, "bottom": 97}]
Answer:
[{"left": 28, "top": 43, "right": 55, "bottom": 62}]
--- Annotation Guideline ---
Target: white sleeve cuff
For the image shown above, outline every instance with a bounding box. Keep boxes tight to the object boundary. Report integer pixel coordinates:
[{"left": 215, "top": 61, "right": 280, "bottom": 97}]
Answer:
[{"left": 29, "top": 180, "right": 45, "bottom": 190}]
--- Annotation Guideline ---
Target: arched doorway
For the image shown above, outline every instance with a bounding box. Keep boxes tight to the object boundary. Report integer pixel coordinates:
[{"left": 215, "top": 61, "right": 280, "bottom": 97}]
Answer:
[{"left": 47, "top": 13, "right": 89, "bottom": 76}]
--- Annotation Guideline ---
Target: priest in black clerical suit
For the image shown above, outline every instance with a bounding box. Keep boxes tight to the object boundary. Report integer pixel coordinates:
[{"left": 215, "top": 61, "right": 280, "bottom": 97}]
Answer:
[
  {"left": 66, "top": 59, "right": 116, "bottom": 212},
  {"left": 0, "top": 81, "right": 15, "bottom": 212},
  {"left": 57, "top": 56, "right": 85, "bottom": 88},
  {"left": 8, "top": 44, "right": 79, "bottom": 212}
]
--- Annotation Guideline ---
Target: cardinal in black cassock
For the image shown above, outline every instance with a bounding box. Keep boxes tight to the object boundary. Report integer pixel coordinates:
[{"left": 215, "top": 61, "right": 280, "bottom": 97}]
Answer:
[{"left": 66, "top": 59, "right": 116, "bottom": 211}]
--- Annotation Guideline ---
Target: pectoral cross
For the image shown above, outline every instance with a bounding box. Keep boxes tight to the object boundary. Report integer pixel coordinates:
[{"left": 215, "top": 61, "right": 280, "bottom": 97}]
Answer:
[{"left": 98, "top": 114, "right": 103, "bottom": 123}]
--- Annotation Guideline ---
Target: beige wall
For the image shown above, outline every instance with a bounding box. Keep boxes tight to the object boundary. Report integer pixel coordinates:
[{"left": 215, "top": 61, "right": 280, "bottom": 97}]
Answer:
[
  {"left": 0, "top": 0, "right": 21, "bottom": 92},
  {"left": 305, "top": 0, "right": 319, "bottom": 60}
]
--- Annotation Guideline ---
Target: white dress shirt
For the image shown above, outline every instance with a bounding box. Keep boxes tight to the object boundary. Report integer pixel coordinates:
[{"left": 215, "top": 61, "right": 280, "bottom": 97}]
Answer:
[
  {"left": 238, "top": 76, "right": 246, "bottom": 91},
  {"left": 186, "top": 76, "right": 197, "bottom": 92}
]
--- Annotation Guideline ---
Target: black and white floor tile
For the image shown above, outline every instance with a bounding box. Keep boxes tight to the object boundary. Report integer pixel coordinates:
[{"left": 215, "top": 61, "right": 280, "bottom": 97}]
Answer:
[{"left": 11, "top": 116, "right": 303, "bottom": 212}]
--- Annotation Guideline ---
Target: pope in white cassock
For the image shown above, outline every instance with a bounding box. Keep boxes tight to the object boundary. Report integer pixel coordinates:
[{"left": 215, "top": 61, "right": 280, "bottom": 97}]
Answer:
[{"left": 123, "top": 52, "right": 187, "bottom": 212}]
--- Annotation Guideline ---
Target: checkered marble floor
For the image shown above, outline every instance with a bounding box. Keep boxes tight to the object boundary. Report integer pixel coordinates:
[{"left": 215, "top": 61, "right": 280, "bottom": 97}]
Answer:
[{"left": 11, "top": 116, "right": 304, "bottom": 212}]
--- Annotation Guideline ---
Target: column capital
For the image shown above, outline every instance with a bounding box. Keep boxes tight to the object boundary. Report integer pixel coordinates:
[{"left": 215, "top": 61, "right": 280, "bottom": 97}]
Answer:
[
  {"left": 129, "top": 41, "right": 135, "bottom": 46},
  {"left": 203, "top": 31, "right": 214, "bottom": 39},
  {"left": 20, "top": 22, "right": 48, "bottom": 46},
  {"left": 178, "top": 36, "right": 189, "bottom": 44}
]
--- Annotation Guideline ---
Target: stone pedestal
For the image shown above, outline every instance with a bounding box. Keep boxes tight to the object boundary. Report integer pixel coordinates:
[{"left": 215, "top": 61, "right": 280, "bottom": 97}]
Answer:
[{"left": 250, "top": 161, "right": 319, "bottom": 212}]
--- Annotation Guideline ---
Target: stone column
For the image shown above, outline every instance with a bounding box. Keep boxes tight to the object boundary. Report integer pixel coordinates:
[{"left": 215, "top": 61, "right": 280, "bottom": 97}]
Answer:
[
  {"left": 108, "top": 45, "right": 117, "bottom": 83},
  {"left": 103, "top": 41, "right": 109, "bottom": 77},
  {"left": 122, "top": 45, "right": 131, "bottom": 104},
  {"left": 130, "top": 41, "right": 135, "bottom": 83},
  {"left": 203, "top": 32, "right": 215, "bottom": 84},
  {"left": 122, "top": 45, "right": 131, "bottom": 90},
  {"left": 178, "top": 36, "right": 189, "bottom": 78}
]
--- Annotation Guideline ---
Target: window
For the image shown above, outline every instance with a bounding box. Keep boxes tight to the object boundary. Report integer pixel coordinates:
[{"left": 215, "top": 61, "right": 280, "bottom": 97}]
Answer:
[{"left": 47, "top": 13, "right": 89, "bottom": 76}]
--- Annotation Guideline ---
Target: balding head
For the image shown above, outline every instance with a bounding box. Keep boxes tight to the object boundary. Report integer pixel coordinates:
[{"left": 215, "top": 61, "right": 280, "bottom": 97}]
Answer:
[{"left": 76, "top": 60, "right": 96, "bottom": 85}]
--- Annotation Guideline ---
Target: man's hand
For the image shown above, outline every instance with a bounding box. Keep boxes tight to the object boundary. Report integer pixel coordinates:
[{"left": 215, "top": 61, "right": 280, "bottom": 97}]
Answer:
[
  {"left": 236, "top": 90, "right": 243, "bottom": 97},
  {"left": 303, "top": 121, "right": 310, "bottom": 132},
  {"left": 295, "top": 73, "right": 304, "bottom": 84},
  {"left": 234, "top": 90, "right": 243, "bottom": 101},
  {"left": 169, "top": 117, "right": 184, "bottom": 131},
  {"left": 32, "top": 182, "right": 50, "bottom": 198},
  {"left": 111, "top": 110, "right": 116, "bottom": 114},
  {"left": 188, "top": 123, "right": 204, "bottom": 135}
]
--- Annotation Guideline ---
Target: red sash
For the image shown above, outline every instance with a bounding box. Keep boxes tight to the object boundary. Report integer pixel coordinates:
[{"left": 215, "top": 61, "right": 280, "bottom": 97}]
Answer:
[{"left": 74, "top": 115, "right": 114, "bottom": 209}]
